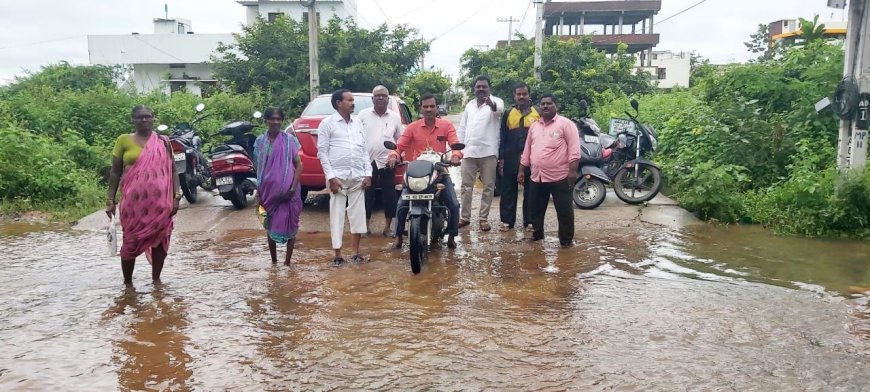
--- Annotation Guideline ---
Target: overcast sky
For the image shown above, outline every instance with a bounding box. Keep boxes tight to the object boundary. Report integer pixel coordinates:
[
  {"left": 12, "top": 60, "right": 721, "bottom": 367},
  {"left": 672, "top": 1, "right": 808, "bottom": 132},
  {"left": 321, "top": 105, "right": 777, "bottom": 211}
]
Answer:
[{"left": 0, "top": 0, "right": 848, "bottom": 85}]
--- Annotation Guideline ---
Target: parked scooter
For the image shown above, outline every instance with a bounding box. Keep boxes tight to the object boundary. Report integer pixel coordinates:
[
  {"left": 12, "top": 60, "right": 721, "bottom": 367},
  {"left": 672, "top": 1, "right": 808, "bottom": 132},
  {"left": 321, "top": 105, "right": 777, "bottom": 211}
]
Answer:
[
  {"left": 385, "top": 140, "right": 464, "bottom": 274},
  {"left": 208, "top": 111, "right": 261, "bottom": 209},
  {"left": 573, "top": 101, "right": 612, "bottom": 209},
  {"left": 158, "top": 103, "right": 212, "bottom": 204},
  {"left": 571, "top": 99, "right": 662, "bottom": 207}
]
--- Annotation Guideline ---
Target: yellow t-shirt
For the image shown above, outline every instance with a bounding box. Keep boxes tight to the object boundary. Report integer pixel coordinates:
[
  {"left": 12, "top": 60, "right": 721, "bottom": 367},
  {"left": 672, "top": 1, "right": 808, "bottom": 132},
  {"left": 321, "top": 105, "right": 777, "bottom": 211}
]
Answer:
[{"left": 112, "top": 134, "right": 143, "bottom": 167}]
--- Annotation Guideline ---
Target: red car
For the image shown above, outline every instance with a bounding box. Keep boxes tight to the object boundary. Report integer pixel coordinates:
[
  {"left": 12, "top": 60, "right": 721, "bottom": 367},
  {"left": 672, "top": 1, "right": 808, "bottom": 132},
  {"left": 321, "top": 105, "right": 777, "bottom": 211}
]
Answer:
[{"left": 288, "top": 92, "right": 414, "bottom": 201}]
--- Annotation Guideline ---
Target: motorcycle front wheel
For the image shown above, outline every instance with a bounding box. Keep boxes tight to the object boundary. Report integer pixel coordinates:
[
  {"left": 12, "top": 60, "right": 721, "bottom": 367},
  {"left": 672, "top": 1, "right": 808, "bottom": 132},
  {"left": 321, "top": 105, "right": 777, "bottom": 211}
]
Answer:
[
  {"left": 573, "top": 177, "right": 606, "bottom": 209},
  {"left": 613, "top": 164, "right": 662, "bottom": 204},
  {"left": 409, "top": 216, "right": 427, "bottom": 274}
]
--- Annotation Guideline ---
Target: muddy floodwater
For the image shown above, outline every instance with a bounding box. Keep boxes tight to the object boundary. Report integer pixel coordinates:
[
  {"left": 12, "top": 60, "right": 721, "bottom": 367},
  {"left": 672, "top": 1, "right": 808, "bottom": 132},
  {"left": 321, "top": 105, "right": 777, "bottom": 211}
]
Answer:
[{"left": 1, "top": 197, "right": 869, "bottom": 390}]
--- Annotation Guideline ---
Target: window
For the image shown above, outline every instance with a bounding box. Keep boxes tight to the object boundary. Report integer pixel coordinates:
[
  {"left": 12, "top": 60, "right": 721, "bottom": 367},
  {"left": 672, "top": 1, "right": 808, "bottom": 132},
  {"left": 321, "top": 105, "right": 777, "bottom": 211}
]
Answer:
[
  {"left": 169, "top": 63, "right": 186, "bottom": 69},
  {"left": 656, "top": 68, "right": 667, "bottom": 80},
  {"left": 177, "top": 23, "right": 185, "bottom": 34},
  {"left": 267, "top": 12, "right": 284, "bottom": 22}
]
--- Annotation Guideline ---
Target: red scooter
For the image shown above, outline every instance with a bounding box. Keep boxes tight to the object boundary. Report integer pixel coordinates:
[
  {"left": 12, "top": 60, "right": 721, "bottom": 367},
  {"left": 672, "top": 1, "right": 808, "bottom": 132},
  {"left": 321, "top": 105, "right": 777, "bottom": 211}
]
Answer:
[{"left": 209, "top": 111, "right": 261, "bottom": 209}]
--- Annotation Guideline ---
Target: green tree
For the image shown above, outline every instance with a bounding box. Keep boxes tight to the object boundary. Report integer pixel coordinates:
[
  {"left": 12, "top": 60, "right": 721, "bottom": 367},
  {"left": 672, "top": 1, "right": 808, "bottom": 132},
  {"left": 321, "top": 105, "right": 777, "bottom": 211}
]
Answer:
[
  {"left": 689, "top": 52, "right": 716, "bottom": 87},
  {"left": 798, "top": 15, "right": 826, "bottom": 43},
  {"left": 212, "top": 15, "right": 429, "bottom": 116},
  {"left": 1, "top": 61, "right": 120, "bottom": 97},
  {"left": 744, "top": 24, "right": 778, "bottom": 62},
  {"left": 404, "top": 70, "right": 451, "bottom": 109},
  {"left": 459, "top": 35, "right": 651, "bottom": 119}
]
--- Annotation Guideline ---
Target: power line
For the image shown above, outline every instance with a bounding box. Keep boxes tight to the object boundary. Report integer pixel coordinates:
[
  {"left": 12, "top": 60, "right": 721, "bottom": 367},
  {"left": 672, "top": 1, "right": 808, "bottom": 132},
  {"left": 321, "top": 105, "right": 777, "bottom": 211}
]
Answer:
[
  {"left": 393, "top": 2, "right": 436, "bottom": 22},
  {"left": 0, "top": 35, "right": 81, "bottom": 50},
  {"left": 432, "top": 0, "right": 500, "bottom": 41},
  {"left": 371, "top": 0, "right": 392, "bottom": 24},
  {"left": 516, "top": 1, "right": 533, "bottom": 34},
  {"left": 132, "top": 34, "right": 187, "bottom": 63},
  {"left": 654, "top": 0, "right": 708, "bottom": 26}
]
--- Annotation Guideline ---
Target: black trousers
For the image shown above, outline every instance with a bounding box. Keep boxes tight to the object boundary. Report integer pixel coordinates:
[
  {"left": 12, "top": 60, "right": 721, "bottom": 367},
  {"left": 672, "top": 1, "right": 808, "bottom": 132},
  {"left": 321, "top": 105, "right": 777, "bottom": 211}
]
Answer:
[
  {"left": 499, "top": 152, "right": 531, "bottom": 228},
  {"left": 528, "top": 178, "right": 574, "bottom": 243},
  {"left": 365, "top": 161, "right": 398, "bottom": 220}
]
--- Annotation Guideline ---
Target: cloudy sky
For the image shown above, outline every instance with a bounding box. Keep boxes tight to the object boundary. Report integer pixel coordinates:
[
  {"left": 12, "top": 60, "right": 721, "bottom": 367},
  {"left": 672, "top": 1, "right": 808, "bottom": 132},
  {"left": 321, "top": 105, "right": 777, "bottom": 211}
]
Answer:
[{"left": 0, "top": 0, "right": 848, "bottom": 85}]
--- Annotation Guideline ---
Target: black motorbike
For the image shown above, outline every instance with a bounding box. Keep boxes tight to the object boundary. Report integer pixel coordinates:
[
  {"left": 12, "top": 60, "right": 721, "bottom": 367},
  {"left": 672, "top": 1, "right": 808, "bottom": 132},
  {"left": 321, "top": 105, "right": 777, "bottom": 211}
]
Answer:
[
  {"left": 158, "top": 103, "right": 211, "bottom": 204},
  {"left": 572, "top": 99, "right": 662, "bottom": 207},
  {"left": 385, "top": 141, "right": 464, "bottom": 274}
]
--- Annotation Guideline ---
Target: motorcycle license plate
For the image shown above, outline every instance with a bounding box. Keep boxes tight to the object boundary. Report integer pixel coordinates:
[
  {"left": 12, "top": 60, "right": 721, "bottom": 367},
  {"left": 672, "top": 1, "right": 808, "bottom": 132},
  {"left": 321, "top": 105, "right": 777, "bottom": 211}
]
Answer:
[
  {"left": 216, "top": 176, "right": 233, "bottom": 186},
  {"left": 402, "top": 193, "right": 434, "bottom": 200},
  {"left": 173, "top": 152, "right": 186, "bottom": 161},
  {"left": 584, "top": 135, "right": 599, "bottom": 143}
]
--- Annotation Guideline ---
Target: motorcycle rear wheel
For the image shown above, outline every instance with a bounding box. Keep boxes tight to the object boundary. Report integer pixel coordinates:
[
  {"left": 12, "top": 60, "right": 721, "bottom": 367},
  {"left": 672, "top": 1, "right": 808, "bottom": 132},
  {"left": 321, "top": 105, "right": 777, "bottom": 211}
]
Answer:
[
  {"left": 613, "top": 164, "right": 661, "bottom": 204},
  {"left": 180, "top": 172, "right": 198, "bottom": 204},
  {"left": 228, "top": 183, "right": 248, "bottom": 209},
  {"left": 573, "top": 178, "right": 606, "bottom": 209},
  {"left": 409, "top": 217, "right": 427, "bottom": 274}
]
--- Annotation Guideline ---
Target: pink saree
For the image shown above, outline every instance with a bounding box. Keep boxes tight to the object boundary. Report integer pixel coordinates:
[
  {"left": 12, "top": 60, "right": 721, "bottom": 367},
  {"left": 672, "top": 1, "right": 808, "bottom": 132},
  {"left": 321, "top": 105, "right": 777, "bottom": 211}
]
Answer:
[{"left": 119, "top": 133, "right": 174, "bottom": 262}]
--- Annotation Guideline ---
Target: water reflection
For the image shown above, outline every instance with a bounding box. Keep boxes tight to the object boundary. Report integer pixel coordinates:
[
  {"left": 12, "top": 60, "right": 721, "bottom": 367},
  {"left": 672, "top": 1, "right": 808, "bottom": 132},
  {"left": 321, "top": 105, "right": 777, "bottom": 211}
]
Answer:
[
  {"left": 104, "top": 284, "right": 192, "bottom": 391},
  {"left": 0, "top": 224, "right": 867, "bottom": 390}
]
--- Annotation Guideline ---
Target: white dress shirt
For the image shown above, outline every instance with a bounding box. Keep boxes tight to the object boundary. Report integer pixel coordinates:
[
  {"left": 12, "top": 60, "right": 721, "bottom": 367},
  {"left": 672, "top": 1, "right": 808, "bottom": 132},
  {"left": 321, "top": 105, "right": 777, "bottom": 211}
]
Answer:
[
  {"left": 457, "top": 96, "right": 505, "bottom": 158},
  {"left": 317, "top": 113, "right": 370, "bottom": 181},
  {"left": 358, "top": 108, "right": 404, "bottom": 169}
]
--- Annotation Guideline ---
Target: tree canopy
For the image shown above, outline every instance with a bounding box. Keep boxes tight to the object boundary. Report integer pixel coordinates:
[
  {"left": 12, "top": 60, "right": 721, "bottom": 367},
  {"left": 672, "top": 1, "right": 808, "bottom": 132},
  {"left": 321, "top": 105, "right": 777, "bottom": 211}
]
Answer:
[
  {"left": 459, "top": 35, "right": 652, "bottom": 119},
  {"left": 212, "top": 15, "right": 430, "bottom": 116}
]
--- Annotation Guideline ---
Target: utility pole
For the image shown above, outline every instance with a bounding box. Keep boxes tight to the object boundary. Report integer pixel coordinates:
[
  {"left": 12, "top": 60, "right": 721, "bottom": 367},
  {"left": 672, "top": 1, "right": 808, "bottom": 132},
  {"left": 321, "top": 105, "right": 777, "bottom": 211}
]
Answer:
[
  {"left": 533, "top": 0, "right": 545, "bottom": 81},
  {"left": 838, "top": 0, "right": 868, "bottom": 170},
  {"left": 304, "top": 0, "right": 320, "bottom": 101},
  {"left": 497, "top": 17, "right": 520, "bottom": 47}
]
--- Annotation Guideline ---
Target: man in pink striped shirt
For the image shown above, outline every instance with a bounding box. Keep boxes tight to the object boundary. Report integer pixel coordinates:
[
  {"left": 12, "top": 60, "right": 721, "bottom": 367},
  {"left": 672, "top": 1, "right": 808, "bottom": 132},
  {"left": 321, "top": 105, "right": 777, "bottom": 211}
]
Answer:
[{"left": 518, "top": 94, "right": 581, "bottom": 247}]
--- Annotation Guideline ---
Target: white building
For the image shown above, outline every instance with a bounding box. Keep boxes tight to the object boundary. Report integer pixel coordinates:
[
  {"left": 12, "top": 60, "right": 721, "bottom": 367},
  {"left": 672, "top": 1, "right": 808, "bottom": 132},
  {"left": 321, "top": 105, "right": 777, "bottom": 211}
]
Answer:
[
  {"left": 636, "top": 51, "right": 690, "bottom": 89},
  {"left": 88, "top": 18, "right": 233, "bottom": 96},
  {"left": 237, "top": 0, "right": 358, "bottom": 24},
  {"left": 88, "top": 1, "right": 358, "bottom": 96}
]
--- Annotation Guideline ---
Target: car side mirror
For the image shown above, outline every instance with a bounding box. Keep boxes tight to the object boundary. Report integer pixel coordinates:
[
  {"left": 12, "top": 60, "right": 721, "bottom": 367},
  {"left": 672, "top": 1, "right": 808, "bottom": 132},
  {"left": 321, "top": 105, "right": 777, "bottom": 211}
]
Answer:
[
  {"left": 157, "top": 124, "right": 169, "bottom": 132},
  {"left": 253, "top": 111, "right": 262, "bottom": 119},
  {"left": 384, "top": 141, "right": 397, "bottom": 150},
  {"left": 195, "top": 103, "right": 205, "bottom": 112},
  {"left": 630, "top": 99, "right": 639, "bottom": 112}
]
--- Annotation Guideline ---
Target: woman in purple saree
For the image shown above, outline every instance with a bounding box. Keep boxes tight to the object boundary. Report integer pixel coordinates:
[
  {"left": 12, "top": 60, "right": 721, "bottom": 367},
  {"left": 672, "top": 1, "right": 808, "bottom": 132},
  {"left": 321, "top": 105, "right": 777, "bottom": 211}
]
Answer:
[{"left": 254, "top": 107, "right": 303, "bottom": 265}]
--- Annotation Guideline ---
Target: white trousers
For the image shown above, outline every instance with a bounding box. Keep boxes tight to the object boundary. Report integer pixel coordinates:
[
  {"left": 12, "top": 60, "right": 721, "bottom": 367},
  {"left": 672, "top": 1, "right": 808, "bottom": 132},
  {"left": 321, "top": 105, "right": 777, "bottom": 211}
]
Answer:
[{"left": 329, "top": 178, "right": 367, "bottom": 249}]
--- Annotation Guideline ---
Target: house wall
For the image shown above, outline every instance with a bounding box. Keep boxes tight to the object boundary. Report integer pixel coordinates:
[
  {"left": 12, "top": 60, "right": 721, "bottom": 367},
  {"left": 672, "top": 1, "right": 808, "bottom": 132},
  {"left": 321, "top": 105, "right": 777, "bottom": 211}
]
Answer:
[{"left": 242, "top": 0, "right": 357, "bottom": 24}]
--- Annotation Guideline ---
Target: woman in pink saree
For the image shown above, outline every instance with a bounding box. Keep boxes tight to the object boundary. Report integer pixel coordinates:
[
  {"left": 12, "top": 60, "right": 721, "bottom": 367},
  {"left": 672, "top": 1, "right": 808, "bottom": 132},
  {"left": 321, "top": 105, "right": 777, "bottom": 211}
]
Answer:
[
  {"left": 106, "top": 106, "right": 181, "bottom": 284},
  {"left": 254, "top": 107, "right": 303, "bottom": 265}
]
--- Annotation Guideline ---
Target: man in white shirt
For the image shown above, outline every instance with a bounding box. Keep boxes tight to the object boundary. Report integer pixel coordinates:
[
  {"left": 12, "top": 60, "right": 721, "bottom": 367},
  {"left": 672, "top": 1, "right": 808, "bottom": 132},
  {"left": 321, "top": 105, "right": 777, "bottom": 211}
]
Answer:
[
  {"left": 457, "top": 75, "right": 504, "bottom": 232},
  {"left": 317, "top": 89, "right": 372, "bottom": 266},
  {"left": 359, "top": 85, "right": 404, "bottom": 237}
]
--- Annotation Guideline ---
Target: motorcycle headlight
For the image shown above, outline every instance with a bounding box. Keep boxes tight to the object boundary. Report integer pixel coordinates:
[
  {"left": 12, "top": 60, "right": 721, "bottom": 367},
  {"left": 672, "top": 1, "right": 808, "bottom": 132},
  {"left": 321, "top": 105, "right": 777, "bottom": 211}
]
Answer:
[{"left": 408, "top": 176, "right": 430, "bottom": 192}]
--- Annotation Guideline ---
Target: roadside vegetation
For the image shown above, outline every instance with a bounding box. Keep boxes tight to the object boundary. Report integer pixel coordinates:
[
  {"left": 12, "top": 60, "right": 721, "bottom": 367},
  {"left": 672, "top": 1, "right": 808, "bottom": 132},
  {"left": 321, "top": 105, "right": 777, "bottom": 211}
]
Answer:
[
  {"left": 459, "top": 30, "right": 867, "bottom": 237},
  {"left": 1, "top": 16, "right": 866, "bottom": 237}
]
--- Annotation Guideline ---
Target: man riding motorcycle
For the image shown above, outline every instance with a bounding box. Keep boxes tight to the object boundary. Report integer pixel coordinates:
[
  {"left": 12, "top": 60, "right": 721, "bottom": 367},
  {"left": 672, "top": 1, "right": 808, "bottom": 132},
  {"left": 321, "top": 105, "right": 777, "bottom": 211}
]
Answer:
[{"left": 388, "top": 93, "right": 462, "bottom": 249}]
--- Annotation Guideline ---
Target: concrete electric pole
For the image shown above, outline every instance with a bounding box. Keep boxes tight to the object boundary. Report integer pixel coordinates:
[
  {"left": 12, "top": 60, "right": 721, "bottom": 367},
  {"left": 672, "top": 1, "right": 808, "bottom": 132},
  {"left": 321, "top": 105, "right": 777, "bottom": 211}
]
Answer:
[
  {"left": 304, "top": 0, "right": 320, "bottom": 101},
  {"left": 497, "top": 17, "right": 520, "bottom": 47},
  {"left": 533, "top": 0, "right": 545, "bottom": 81},
  {"left": 838, "top": 0, "right": 868, "bottom": 170}
]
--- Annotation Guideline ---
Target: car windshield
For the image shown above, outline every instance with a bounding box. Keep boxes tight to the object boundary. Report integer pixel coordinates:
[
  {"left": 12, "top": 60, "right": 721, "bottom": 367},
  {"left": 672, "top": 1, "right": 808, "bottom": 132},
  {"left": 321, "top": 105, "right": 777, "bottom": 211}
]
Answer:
[{"left": 301, "top": 95, "right": 375, "bottom": 116}]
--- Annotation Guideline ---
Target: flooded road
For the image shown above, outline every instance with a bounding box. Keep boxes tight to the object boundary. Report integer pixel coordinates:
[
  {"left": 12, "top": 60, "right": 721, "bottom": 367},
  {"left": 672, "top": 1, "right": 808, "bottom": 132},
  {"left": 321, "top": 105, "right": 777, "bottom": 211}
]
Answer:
[{"left": 1, "top": 191, "right": 869, "bottom": 390}]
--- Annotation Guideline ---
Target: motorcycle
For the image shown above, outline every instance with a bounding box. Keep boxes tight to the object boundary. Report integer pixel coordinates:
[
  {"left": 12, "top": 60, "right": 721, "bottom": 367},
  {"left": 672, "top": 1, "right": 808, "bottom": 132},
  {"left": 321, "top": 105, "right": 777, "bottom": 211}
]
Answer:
[
  {"left": 158, "top": 103, "right": 211, "bottom": 204},
  {"left": 573, "top": 109, "right": 611, "bottom": 209},
  {"left": 384, "top": 141, "right": 464, "bottom": 274},
  {"left": 572, "top": 99, "right": 662, "bottom": 207},
  {"left": 208, "top": 111, "right": 262, "bottom": 209}
]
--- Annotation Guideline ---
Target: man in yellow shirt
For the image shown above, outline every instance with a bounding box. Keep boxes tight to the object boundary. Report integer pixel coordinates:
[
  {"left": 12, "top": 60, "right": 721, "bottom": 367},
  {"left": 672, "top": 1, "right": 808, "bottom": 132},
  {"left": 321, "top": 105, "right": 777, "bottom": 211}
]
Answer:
[{"left": 498, "top": 82, "right": 540, "bottom": 232}]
